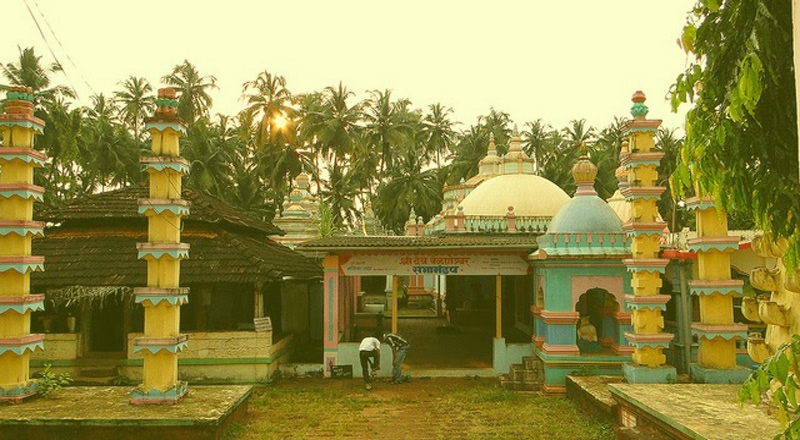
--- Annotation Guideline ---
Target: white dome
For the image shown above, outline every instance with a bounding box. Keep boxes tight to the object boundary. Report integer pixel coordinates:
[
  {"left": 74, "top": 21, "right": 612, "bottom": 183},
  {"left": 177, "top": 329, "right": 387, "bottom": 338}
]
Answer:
[{"left": 459, "top": 174, "right": 570, "bottom": 217}]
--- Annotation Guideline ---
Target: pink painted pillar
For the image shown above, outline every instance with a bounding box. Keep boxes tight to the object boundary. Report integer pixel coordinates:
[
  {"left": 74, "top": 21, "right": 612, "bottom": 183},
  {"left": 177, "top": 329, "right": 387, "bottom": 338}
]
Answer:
[{"left": 323, "top": 255, "right": 339, "bottom": 376}]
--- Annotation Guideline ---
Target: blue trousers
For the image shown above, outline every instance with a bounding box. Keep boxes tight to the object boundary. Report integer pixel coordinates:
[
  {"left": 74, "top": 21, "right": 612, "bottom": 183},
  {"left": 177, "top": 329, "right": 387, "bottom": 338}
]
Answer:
[{"left": 392, "top": 346, "right": 409, "bottom": 382}]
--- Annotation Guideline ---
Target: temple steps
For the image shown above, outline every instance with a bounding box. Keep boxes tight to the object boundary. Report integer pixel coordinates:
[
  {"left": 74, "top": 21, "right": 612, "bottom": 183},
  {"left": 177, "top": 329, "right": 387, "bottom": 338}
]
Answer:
[{"left": 499, "top": 356, "right": 543, "bottom": 391}]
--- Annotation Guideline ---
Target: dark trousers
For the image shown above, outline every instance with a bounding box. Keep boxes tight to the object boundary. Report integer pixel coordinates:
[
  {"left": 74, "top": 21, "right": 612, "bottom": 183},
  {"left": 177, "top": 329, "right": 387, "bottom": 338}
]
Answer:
[{"left": 359, "top": 350, "right": 377, "bottom": 383}]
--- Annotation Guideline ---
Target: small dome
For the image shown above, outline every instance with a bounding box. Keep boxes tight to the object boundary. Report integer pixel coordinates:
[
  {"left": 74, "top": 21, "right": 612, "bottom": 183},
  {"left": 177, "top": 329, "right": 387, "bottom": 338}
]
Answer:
[
  {"left": 548, "top": 196, "right": 624, "bottom": 233},
  {"left": 459, "top": 174, "right": 569, "bottom": 217}
]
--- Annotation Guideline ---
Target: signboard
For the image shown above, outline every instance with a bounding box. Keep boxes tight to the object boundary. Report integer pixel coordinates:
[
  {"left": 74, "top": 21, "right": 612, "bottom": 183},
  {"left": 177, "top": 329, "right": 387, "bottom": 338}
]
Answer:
[
  {"left": 253, "top": 317, "right": 272, "bottom": 332},
  {"left": 341, "top": 253, "right": 529, "bottom": 276},
  {"left": 330, "top": 364, "right": 353, "bottom": 378}
]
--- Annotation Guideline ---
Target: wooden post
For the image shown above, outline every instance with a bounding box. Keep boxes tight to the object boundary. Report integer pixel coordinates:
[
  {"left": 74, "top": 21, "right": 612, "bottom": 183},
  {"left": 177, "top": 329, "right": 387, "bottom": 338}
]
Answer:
[
  {"left": 495, "top": 274, "right": 502, "bottom": 338},
  {"left": 254, "top": 280, "right": 264, "bottom": 319},
  {"left": 392, "top": 275, "right": 399, "bottom": 334}
]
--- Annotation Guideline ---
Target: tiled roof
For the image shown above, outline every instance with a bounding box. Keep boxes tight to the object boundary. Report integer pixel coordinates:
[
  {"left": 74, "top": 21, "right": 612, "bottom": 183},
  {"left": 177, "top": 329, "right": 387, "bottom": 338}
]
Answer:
[
  {"left": 296, "top": 233, "right": 541, "bottom": 251},
  {"left": 31, "top": 226, "right": 321, "bottom": 289},
  {"left": 36, "top": 185, "right": 284, "bottom": 237}
]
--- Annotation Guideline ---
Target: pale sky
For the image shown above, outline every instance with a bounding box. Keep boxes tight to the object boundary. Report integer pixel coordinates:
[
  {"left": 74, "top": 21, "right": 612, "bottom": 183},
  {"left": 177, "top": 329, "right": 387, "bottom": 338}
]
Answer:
[{"left": 3, "top": 0, "right": 696, "bottom": 132}]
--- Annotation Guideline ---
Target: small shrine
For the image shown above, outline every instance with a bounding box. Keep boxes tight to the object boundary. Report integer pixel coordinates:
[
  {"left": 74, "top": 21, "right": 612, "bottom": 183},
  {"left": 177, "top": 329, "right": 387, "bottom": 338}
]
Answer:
[
  {"left": 272, "top": 172, "right": 320, "bottom": 248},
  {"left": 530, "top": 144, "right": 632, "bottom": 393}
]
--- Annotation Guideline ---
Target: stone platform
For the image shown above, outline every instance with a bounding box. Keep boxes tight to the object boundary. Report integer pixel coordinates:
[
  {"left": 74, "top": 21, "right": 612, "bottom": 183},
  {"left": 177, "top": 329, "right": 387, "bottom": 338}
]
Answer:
[
  {"left": 567, "top": 376, "right": 782, "bottom": 439},
  {"left": 0, "top": 385, "right": 251, "bottom": 440}
]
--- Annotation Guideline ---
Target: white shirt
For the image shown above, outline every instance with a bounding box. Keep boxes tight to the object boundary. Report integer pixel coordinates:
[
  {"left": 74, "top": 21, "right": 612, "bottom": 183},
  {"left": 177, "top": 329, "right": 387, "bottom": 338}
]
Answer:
[{"left": 359, "top": 337, "right": 381, "bottom": 351}]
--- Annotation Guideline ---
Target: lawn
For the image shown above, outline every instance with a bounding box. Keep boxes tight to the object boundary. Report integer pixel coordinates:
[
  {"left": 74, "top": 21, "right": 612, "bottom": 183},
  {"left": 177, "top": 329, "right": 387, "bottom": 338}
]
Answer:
[{"left": 226, "top": 377, "right": 614, "bottom": 440}]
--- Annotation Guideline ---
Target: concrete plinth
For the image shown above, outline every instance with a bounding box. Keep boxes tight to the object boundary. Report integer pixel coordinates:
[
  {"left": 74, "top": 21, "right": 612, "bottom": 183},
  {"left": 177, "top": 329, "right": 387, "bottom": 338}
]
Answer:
[
  {"left": 622, "top": 362, "right": 677, "bottom": 384},
  {"left": 0, "top": 385, "right": 251, "bottom": 440},
  {"left": 689, "top": 363, "right": 752, "bottom": 384}
]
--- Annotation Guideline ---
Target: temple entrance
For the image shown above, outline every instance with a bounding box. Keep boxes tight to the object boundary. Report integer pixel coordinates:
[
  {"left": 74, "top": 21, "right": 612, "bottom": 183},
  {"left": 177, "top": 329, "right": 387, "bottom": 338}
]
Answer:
[
  {"left": 575, "top": 288, "right": 619, "bottom": 354},
  {"left": 88, "top": 297, "right": 125, "bottom": 353}
]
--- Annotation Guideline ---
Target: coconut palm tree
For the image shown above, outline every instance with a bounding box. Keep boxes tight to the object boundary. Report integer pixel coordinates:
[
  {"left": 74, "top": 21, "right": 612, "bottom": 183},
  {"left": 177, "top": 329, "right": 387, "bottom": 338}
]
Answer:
[
  {"left": 362, "top": 89, "right": 415, "bottom": 174},
  {"left": 240, "top": 70, "right": 295, "bottom": 149},
  {"left": 421, "top": 103, "right": 458, "bottom": 167},
  {"left": 114, "top": 76, "right": 155, "bottom": 140},
  {"left": 161, "top": 60, "right": 217, "bottom": 124},
  {"left": 521, "top": 119, "right": 557, "bottom": 174},
  {"left": 0, "top": 46, "right": 74, "bottom": 105},
  {"left": 80, "top": 94, "right": 140, "bottom": 191}
]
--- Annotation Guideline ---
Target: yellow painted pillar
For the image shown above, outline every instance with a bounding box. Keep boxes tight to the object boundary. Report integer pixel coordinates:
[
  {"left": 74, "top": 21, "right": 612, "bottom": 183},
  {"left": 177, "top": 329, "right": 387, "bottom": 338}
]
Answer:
[
  {"left": 495, "top": 274, "right": 502, "bottom": 338},
  {"left": 131, "top": 88, "right": 190, "bottom": 404},
  {"left": 0, "top": 87, "right": 46, "bottom": 402},
  {"left": 685, "top": 196, "right": 749, "bottom": 382},
  {"left": 621, "top": 91, "right": 676, "bottom": 383}
]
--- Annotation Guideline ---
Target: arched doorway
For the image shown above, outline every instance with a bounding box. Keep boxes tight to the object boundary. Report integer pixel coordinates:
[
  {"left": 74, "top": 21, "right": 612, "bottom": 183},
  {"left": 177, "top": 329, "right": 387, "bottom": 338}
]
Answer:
[{"left": 575, "top": 288, "right": 619, "bottom": 354}]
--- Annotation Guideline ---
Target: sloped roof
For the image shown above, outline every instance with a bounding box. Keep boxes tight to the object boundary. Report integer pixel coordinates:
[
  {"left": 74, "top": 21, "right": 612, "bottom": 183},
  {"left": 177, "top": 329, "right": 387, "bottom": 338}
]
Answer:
[
  {"left": 37, "top": 185, "right": 284, "bottom": 237},
  {"left": 31, "top": 225, "right": 321, "bottom": 289},
  {"left": 297, "top": 234, "right": 541, "bottom": 251}
]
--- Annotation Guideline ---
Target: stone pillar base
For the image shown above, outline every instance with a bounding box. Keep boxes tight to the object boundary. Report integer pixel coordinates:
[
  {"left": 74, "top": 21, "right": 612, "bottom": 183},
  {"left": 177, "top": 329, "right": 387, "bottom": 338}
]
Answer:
[
  {"left": 130, "top": 380, "right": 188, "bottom": 405},
  {"left": 622, "top": 362, "right": 677, "bottom": 384},
  {"left": 0, "top": 381, "right": 37, "bottom": 402},
  {"left": 690, "top": 364, "right": 752, "bottom": 384}
]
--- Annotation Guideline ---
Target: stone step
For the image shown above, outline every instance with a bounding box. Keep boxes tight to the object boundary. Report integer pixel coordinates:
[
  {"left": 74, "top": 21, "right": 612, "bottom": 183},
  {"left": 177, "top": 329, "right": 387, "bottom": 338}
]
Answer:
[
  {"left": 79, "top": 366, "right": 118, "bottom": 378},
  {"left": 523, "top": 356, "right": 543, "bottom": 371}
]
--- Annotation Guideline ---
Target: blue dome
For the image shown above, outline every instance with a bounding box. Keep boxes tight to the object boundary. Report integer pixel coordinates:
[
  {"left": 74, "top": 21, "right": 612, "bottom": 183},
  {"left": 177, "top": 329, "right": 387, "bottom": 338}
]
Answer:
[{"left": 547, "top": 195, "right": 623, "bottom": 233}]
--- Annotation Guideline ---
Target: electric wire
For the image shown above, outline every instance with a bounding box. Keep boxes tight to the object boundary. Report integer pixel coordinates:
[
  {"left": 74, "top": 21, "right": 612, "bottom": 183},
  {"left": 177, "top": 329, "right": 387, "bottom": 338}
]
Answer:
[
  {"left": 30, "top": 0, "right": 97, "bottom": 96},
  {"left": 21, "top": 0, "right": 80, "bottom": 99}
]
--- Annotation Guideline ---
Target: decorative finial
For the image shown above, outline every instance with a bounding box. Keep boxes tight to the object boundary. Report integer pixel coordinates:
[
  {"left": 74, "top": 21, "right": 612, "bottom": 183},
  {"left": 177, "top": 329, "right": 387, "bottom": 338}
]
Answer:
[
  {"left": 154, "top": 88, "right": 180, "bottom": 120},
  {"left": 630, "top": 90, "right": 648, "bottom": 119},
  {"left": 488, "top": 133, "right": 496, "bottom": 152},
  {"left": 572, "top": 143, "right": 598, "bottom": 196}
]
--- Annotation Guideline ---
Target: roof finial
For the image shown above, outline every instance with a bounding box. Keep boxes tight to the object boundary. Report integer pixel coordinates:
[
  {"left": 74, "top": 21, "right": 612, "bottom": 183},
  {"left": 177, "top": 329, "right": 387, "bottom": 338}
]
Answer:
[
  {"left": 630, "top": 90, "right": 648, "bottom": 120},
  {"left": 572, "top": 142, "right": 598, "bottom": 196}
]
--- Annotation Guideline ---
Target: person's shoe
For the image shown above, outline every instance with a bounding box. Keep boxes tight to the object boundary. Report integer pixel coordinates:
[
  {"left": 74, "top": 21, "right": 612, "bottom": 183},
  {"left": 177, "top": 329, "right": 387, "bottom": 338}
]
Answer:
[
  {"left": 390, "top": 380, "right": 400, "bottom": 385},
  {"left": 366, "top": 383, "right": 372, "bottom": 390}
]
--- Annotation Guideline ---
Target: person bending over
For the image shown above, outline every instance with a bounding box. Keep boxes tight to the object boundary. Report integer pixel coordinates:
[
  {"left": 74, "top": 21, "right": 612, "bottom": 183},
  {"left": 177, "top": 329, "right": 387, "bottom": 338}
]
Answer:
[
  {"left": 382, "top": 332, "right": 410, "bottom": 384},
  {"left": 358, "top": 335, "right": 380, "bottom": 390}
]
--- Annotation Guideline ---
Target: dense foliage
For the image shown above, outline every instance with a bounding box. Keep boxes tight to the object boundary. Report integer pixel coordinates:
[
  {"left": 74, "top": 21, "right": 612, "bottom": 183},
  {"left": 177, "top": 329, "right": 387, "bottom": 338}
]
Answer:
[
  {"left": 671, "top": 0, "right": 799, "bottom": 267},
  {"left": 1, "top": 47, "right": 683, "bottom": 234}
]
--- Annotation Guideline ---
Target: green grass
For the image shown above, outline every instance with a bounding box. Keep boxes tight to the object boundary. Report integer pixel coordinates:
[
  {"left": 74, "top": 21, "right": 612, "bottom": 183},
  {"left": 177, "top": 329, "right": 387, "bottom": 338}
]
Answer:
[{"left": 229, "top": 378, "right": 614, "bottom": 440}]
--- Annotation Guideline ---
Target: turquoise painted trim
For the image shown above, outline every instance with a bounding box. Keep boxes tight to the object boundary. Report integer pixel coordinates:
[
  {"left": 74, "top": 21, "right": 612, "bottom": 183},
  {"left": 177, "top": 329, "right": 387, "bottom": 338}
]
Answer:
[
  {"left": 144, "top": 122, "right": 187, "bottom": 135},
  {"left": 130, "top": 381, "right": 188, "bottom": 401},
  {"left": 140, "top": 162, "right": 190, "bottom": 174},
  {"left": 137, "top": 204, "right": 190, "bottom": 216},
  {"left": 687, "top": 242, "right": 738, "bottom": 253},
  {"left": 533, "top": 347, "right": 630, "bottom": 363},
  {"left": 0, "top": 300, "right": 44, "bottom": 314},
  {"left": 623, "top": 193, "right": 662, "bottom": 201},
  {"left": 0, "top": 382, "right": 37, "bottom": 398},
  {"left": 137, "top": 249, "right": 190, "bottom": 260},
  {"left": 685, "top": 200, "right": 716, "bottom": 211},
  {"left": 690, "top": 285, "right": 742, "bottom": 296},
  {"left": 0, "top": 153, "right": 46, "bottom": 167},
  {"left": 629, "top": 341, "right": 670, "bottom": 350},
  {"left": 626, "top": 302, "right": 667, "bottom": 311},
  {"left": 0, "top": 120, "right": 44, "bottom": 134},
  {"left": 0, "top": 226, "right": 44, "bottom": 237},
  {"left": 134, "top": 295, "right": 189, "bottom": 306},
  {"left": 0, "top": 189, "right": 44, "bottom": 201},
  {"left": 624, "top": 158, "right": 661, "bottom": 169},
  {"left": 0, "top": 340, "right": 44, "bottom": 355},
  {"left": 121, "top": 356, "right": 281, "bottom": 368},
  {"left": 625, "top": 265, "right": 666, "bottom": 274},
  {"left": 691, "top": 328, "right": 747, "bottom": 341},
  {"left": 0, "top": 262, "right": 44, "bottom": 274},
  {"left": 133, "top": 340, "right": 188, "bottom": 355},
  {"left": 624, "top": 229, "right": 663, "bottom": 238},
  {"left": 623, "top": 126, "right": 659, "bottom": 134}
]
